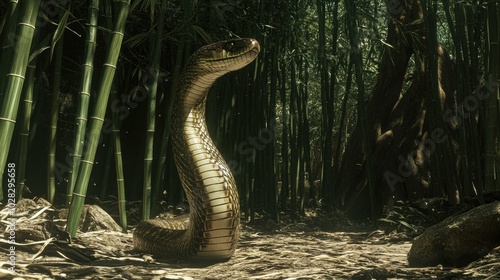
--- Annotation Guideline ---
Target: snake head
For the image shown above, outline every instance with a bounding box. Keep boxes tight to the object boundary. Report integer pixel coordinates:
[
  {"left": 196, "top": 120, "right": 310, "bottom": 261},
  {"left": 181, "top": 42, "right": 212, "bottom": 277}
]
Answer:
[{"left": 194, "top": 38, "right": 260, "bottom": 73}]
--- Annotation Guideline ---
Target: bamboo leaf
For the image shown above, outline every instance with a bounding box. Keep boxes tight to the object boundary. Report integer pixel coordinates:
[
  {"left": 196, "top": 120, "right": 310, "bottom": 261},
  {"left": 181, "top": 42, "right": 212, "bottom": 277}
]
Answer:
[
  {"left": 29, "top": 46, "right": 50, "bottom": 63},
  {"left": 192, "top": 25, "right": 212, "bottom": 43},
  {"left": 379, "top": 218, "right": 397, "bottom": 224},
  {"left": 379, "top": 39, "right": 396, "bottom": 50},
  {"left": 51, "top": 8, "right": 70, "bottom": 60},
  {"left": 397, "top": 220, "right": 417, "bottom": 231}
]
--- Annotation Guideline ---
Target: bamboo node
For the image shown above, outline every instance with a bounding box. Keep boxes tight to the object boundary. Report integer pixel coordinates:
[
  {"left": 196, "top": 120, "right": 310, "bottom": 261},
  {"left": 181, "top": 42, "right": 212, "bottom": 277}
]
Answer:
[
  {"left": 0, "top": 117, "right": 16, "bottom": 123},
  {"left": 18, "top": 22, "right": 36, "bottom": 30},
  {"left": 111, "top": 31, "right": 125, "bottom": 37},
  {"left": 90, "top": 116, "right": 104, "bottom": 122},
  {"left": 7, "top": 73, "right": 25, "bottom": 79},
  {"left": 72, "top": 193, "right": 87, "bottom": 198},
  {"left": 103, "top": 63, "right": 117, "bottom": 69}
]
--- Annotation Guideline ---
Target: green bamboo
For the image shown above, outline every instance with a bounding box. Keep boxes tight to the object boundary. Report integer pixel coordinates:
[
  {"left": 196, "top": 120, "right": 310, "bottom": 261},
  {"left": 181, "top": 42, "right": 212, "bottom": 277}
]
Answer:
[
  {"left": 321, "top": 0, "right": 339, "bottom": 204},
  {"left": 111, "top": 85, "right": 127, "bottom": 232},
  {"left": 484, "top": 0, "right": 499, "bottom": 192},
  {"left": 301, "top": 50, "right": 315, "bottom": 207},
  {"left": 330, "top": 0, "right": 341, "bottom": 200},
  {"left": 279, "top": 60, "right": 289, "bottom": 211},
  {"left": 98, "top": 137, "right": 113, "bottom": 200},
  {"left": 152, "top": 36, "right": 186, "bottom": 199},
  {"left": 317, "top": 0, "right": 331, "bottom": 202},
  {"left": 0, "top": 0, "right": 20, "bottom": 104},
  {"left": 47, "top": 7, "right": 68, "bottom": 203},
  {"left": 297, "top": 55, "right": 307, "bottom": 214},
  {"left": 16, "top": 62, "right": 35, "bottom": 200},
  {"left": 12, "top": 1, "right": 41, "bottom": 200},
  {"left": 96, "top": 0, "right": 114, "bottom": 201},
  {"left": 67, "top": 0, "right": 100, "bottom": 206},
  {"left": 0, "top": 0, "right": 40, "bottom": 201},
  {"left": 442, "top": 0, "right": 456, "bottom": 47},
  {"left": 153, "top": 1, "right": 196, "bottom": 204},
  {"left": 453, "top": 2, "right": 472, "bottom": 196},
  {"left": 289, "top": 51, "right": 299, "bottom": 220},
  {"left": 268, "top": 41, "right": 279, "bottom": 221},
  {"left": 47, "top": 42, "right": 61, "bottom": 203},
  {"left": 101, "top": 0, "right": 112, "bottom": 46},
  {"left": 230, "top": 76, "right": 248, "bottom": 219},
  {"left": 142, "top": 0, "right": 166, "bottom": 220},
  {"left": 333, "top": 59, "right": 353, "bottom": 198},
  {"left": 67, "top": 0, "right": 130, "bottom": 237},
  {"left": 465, "top": 4, "right": 485, "bottom": 197},
  {"left": 344, "top": 0, "right": 376, "bottom": 217},
  {"left": 496, "top": 3, "right": 500, "bottom": 192}
]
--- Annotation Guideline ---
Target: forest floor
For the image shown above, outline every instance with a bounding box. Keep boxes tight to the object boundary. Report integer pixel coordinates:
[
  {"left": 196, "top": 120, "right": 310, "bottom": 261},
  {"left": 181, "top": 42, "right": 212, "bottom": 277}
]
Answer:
[{"left": 1, "top": 199, "right": 500, "bottom": 280}]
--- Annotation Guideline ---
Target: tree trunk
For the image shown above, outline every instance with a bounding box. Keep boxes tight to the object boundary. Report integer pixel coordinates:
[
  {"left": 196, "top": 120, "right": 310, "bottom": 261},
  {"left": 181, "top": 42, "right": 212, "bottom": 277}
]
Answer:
[{"left": 338, "top": 0, "right": 462, "bottom": 219}]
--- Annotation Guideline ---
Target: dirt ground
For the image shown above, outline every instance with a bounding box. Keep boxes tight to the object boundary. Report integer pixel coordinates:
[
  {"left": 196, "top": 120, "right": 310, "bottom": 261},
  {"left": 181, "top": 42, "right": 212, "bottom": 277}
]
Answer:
[{"left": 1, "top": 200, "right": 499, "bottom": 280}]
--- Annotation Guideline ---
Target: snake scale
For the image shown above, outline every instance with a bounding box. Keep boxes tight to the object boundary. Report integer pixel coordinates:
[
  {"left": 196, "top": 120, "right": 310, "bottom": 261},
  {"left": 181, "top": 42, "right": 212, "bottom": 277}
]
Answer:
[{"left": 133, "top": 38, "right": 260, "bottom": 262}]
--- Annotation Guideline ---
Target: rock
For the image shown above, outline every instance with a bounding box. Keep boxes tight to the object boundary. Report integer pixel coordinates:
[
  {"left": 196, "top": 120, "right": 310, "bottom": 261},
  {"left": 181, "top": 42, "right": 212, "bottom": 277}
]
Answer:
[
  {"left": 81, "top": 204, "right": 123, "bottom": 232},
  {"left": 2, "top": 198, "right": 123, "bottom": 244},
  {"left": 59, "top": 204, "right": 123, "bottom": 232},
  {"left": 7, "top": 220, "right": 66, "bottom": 243},
  {"left": 408, "top": 201, "right": 500, "bottom": 267}
]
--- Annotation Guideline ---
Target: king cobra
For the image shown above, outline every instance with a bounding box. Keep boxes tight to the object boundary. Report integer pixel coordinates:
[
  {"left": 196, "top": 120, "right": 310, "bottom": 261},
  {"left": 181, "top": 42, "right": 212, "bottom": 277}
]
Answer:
[{"left": 133, "top": 38, "right": 260, "bottom": 261}]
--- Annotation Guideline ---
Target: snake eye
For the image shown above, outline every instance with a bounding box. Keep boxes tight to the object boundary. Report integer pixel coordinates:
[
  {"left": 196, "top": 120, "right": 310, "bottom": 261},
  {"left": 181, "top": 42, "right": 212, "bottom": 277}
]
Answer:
[{"left": 226, "top": 42, "right": 235, "bottom": 52}]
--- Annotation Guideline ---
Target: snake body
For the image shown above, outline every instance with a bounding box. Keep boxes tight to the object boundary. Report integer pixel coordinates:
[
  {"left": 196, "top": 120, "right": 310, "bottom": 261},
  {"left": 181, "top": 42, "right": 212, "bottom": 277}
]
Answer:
[{"left": 133, "top": 38, "right": 260, "bottom": 261}]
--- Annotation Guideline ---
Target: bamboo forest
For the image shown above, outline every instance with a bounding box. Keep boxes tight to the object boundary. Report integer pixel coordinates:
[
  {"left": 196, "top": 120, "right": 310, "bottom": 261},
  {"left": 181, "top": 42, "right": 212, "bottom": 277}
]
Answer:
[{"left": 0, "top": 0, "right": 499, "bottom": 279}]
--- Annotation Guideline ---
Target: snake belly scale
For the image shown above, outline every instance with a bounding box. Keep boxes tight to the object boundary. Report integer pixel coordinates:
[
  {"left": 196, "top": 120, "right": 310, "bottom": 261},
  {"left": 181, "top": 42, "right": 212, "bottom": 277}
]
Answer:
[{"left": 133, "top": 38, "right": 260, "bottom": 262}]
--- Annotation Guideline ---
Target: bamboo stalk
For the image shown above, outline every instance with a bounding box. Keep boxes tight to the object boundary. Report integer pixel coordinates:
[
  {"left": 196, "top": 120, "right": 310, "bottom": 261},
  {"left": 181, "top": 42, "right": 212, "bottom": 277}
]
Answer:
[
  {"left": 66, "top": 0, "right": 130, "bottom": 237},
  {"left": 0, "top": 0, "right": 40, "bottom": 200},
  {"left": 152, "top": 37, "right": 186, "bottom": 201},
  {"left": 290, "top": 53, "right": 299, "bottom": 220},
  {"left": 279, "top": 60, "right": 289, "bottom": 212},
  {"left": 16, "top": 61, "right": 35, "bottom": 200},
  {"left": 152, "top": 0, "right": 196, "bottom": 206},
  {"left": 484, "top": 0, "right": 499, "bottom": 192},
  {"left": 47, "top": 7, "right": 68, "bottom": 203},
  {"left": 268, "top": 41, "right": 279, "bottom": 221},
  {"left": 453, "top": 2, "right": 472, "bottom": 196},
  {"left": 0, "top": 0, "right": 20, "bottom": 104},
  {"left": 111, "top": 84, "right": 127, "bottom": 233},
  {"left": 98, "top": 137, "right": 113, "bottom": 200},
  {"left": 344, "top": 0, "right": 376, "bottom": 217},
  {"left": 67, "top": 0, "right": 100, "bottom": 206},
  {"left": 142, "top": 0, "right": 166, "bottom": 220}
]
